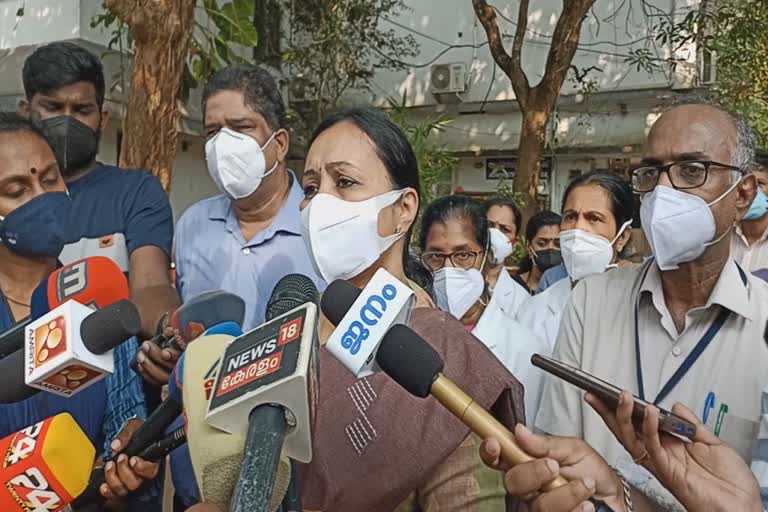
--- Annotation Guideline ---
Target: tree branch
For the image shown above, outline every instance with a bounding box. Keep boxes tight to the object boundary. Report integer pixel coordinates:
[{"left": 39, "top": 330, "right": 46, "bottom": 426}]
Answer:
[
  {"left": 472, "top": 0, "right": 530, "bottom": 109},
  {"left": 534, "top": 0, "right": 596, "bottom": 110},
  {"left": 509, "top": 0, "right": 531, "bottom": 107}
]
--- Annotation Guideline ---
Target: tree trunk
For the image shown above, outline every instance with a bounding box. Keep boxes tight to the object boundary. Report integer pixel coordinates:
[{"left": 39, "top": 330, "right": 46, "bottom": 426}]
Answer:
[
  {"left": 105, "top": 0, "right": 196, "bottom": 192},
  {"left": 516, "top": 110, "right": 548, "bottom": 216},
  {"left": 472, "top": 0, "right": 596, "bottom": 212}
]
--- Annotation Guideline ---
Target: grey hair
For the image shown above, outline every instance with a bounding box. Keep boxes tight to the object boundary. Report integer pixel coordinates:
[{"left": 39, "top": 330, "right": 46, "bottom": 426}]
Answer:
[
  {"left": 732, "top": 115, "right": 756, "bottom": 181},
  {"left": 665, "top": 94, "right": 755, "bottom": 182}
]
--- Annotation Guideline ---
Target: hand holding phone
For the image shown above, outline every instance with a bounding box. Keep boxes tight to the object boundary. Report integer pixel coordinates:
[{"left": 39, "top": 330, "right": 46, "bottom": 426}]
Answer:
[{"left": 531, "top": 354, "right": 696, "bottom": 439}]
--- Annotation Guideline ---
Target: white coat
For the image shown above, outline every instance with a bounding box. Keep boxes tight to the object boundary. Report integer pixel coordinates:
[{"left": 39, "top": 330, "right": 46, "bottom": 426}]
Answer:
[
  {"left": 516, "top": 278, "right": 572, "bottom": 352},
  {"left": 489, "top": 268, "right": 530, "bottom": 315},
  {"left": 472, "top": 272, "right": 550, "bottom": 426}
]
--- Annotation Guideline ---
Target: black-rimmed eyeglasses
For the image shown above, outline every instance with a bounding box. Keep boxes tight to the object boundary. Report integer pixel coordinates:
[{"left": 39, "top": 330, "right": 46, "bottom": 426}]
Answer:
[
  {"left": 420, "top": 250, "right": 484, "bottom": 271},
  {"left": 630, "top": 160, "right": 743, "bottom": 193}
]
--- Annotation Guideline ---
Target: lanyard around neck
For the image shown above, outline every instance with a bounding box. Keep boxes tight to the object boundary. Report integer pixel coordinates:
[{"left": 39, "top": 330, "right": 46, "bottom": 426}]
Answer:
[{"left": 634, "top": 262, "right": 747, "bottom": 405}]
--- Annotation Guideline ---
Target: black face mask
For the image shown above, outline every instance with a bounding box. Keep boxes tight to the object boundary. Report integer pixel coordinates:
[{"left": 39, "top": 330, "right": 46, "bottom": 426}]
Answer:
[
  {"left": 39, "top": 116, "right": 99, "bottom": 176},
  {"left": 532, "top": 248, "right": 562, "bottom": 272}
]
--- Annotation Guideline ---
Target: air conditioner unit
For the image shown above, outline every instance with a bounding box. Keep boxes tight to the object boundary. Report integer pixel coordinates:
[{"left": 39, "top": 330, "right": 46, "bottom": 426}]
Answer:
[{"left": 431, "top": 63, "right": 467, "bottom": 94}]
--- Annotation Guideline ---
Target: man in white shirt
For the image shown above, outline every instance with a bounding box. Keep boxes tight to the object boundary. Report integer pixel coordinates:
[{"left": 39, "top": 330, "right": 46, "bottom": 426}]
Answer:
[
  {"left": 535, "top": 104, "right": 768, "bottom": 510},
  {"left": 732, "top": 155, "right": 768, "bottom": 271}
]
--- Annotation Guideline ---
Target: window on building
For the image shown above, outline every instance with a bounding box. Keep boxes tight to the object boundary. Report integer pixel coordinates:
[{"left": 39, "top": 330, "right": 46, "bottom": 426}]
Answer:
[{"left": 700, "top": 48, "right": 717, "bottom": 84}]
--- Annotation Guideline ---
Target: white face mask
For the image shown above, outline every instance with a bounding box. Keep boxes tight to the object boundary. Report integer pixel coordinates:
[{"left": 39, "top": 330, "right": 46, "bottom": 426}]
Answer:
[
  {"left": 640, "top": 181, "right": 739, "bottom": 271},
  {"left": 488, "top": 227, "right": 513, "bottom": 265},
  {"left": 301, "top": 190, "right": 404, "bottom": 283},
  {"left": 433, "top": 267, "right": 485, "bottom": 320},
  {"left": 205, "top": 128, "right": 278, "bottom": 199},
  {"left": 560, "top": 220, "right": 632, "bottom": 282}
]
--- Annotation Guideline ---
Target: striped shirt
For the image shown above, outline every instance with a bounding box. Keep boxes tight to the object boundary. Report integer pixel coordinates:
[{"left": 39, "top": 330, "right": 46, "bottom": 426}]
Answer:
[{"left": 731, "top": 223, "right": 768, "bottom": 272}]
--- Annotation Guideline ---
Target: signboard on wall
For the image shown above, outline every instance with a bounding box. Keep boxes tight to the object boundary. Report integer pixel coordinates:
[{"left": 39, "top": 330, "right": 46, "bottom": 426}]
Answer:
[{"left": 485, "top": 157, "right": 552, "bottom": 182}]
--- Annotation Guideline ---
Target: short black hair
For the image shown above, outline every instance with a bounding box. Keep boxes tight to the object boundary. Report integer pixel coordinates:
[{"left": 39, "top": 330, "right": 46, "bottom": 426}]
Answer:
[
  {"left": 484, "top": 197, "right": 522, "bottom": 234},
  {"left": 0, "top": 111, "right": 50, "bottom": 146},
  {"left": 23, "top": 42, "right": 105, "bottom": 108},
  {"left": 562, "top": 172, "right": 634, "bottom": 230},
  {"left": 203, "top": 65, "right": 287, "bottom": 130},
  {"left": 419, "top": 195, "right": 489, "bottom": 250},
  {"left": 525, "top": 210, "right": 561, "bottom": 242}
]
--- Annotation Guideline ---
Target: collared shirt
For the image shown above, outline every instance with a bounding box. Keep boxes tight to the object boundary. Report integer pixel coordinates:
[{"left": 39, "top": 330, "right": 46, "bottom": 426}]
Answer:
[
  {"left": 490, "top": 268, "right": 530, "bottom": 314},
  {"left": 172, "top": 172, "right": 324, "bottom": 507},
  {"left": 731, "top": 223, "right": 768, "bottom": 272},
  {"left": 174, "top": 172, "right": 324, "bottom": 331},
  {"left": 536, "top": 262, "right": 569, "bottom": 293},
  {"left": 535, "top": 259, "right": 768, "bottom": 510},
  {"left": 752, "top": 386, "right": 768, "bottom": 510}
]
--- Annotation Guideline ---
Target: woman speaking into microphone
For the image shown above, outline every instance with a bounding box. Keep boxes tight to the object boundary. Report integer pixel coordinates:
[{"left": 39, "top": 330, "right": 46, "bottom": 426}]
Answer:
[{"left": 296, "top": 107, "right": 524, "bottom": 511}]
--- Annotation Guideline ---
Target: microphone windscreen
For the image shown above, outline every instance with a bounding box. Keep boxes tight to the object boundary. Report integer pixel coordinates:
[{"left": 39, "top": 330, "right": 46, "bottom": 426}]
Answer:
[
  {"left": 171, "top": 291, "right": 246, "bottom": 346},
  {"left": 376, "top": 324, "right": 444, "bottom": 398},
  {"left": 80, "top": 299, "right": 141, "bottom": 354},
  {"left": 48, "top": 256, "right": 129, "bottom": 309},
  {"left": 182, "top": 338, "right": 290, "bottom": 511},
  {"left": 319, "top": 280, "right": 361, "bottom": 326},
  {"left": 0, "top": 413, "right": 96, "bottom": 510},
  {"left": 0, "top": 349, "right": 38, "bottom": 403},
  {"left": 266, "top": 274, "right": 319, "bottom": 321}
]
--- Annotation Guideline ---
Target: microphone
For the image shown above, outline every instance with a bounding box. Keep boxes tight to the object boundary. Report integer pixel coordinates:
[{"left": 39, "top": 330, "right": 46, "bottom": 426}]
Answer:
[
  {"left": 165, "top": 290, "right": 246, "bottom": 351},
  {"left": 33, "top": 256, "right": 130, "bottom": 317},
  {"left": 71, "top": 320, "right": 248, "bottom": 508},
  {"left": 322, "top": 280, "right": 569, "bottom": 491},
  {"left": 130, "top": 290, "right": 247, "bottom": 373},
  {"left": 322, "top": 268, "right": 414, "bottom": 378},
  {"left": 0, "top": 256, "right": 114, "bottom": 361},
  {"left": 179, "top": 329, "right": 290, "bottom": 511},
  {"left": 206, "top": 274, "right": 319, "bottom": 512},
  {"left": 0, "top": 413, "right": 95, "bottom": 511},
  {"left": 24, "top": 299, "right": 141, "bottom": 397}
]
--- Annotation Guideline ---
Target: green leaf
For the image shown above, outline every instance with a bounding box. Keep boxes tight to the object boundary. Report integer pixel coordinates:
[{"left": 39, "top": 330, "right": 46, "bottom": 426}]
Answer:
[{"left": 210, "top": 0, "right": 258, "bottom": 47}]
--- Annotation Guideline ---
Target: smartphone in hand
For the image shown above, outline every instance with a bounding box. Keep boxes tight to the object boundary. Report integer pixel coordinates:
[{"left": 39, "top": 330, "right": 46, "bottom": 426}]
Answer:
[{"left": 532, "top": 354, "right": 696, "bottom": 439}]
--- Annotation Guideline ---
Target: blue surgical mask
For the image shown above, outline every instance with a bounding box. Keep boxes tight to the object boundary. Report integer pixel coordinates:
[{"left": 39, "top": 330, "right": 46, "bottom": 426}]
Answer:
[
  {"left": 744, "top": 188, "right": 768, "bottom": 220},
  {"left": 0, "top": 192, "right": 72, "bottom": 258}
]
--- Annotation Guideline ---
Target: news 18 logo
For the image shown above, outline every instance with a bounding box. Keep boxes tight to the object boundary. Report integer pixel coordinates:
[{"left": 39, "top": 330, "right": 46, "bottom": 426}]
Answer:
[
  {"left": 341, "top": 284, "right": 397, "bottom": 355},
  {"left": 32, "top": 318, "right": 67, "bottom": 367}
]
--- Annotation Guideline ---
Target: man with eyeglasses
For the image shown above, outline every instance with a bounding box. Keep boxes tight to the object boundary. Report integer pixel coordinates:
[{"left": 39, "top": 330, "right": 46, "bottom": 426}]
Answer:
[{"left": 535, "top": 104, "right": 768, "bottom": 510}]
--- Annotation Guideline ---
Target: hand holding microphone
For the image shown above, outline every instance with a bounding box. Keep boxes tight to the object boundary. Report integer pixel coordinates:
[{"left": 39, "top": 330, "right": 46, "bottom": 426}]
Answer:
[{"left": 136, "top": 290, "right": 246, "bottom": 386}]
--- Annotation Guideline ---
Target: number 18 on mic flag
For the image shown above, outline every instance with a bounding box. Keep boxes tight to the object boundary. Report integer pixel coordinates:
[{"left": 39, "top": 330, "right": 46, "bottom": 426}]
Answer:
[{"left": 205, "top": 302, "right": 319, "bottom": 463}]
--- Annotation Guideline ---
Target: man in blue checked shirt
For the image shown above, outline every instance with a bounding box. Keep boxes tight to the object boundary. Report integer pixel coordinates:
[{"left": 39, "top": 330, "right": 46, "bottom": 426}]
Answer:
[
  {"left": 149, "top": 64, "right": 324, "bottom": 510},
  {"left": 17, "top": 42, "right": 180, "bottom": 509}
]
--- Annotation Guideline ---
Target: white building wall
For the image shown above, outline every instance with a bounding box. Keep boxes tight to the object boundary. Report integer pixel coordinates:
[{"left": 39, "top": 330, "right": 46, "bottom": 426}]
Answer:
[{"left": 0, "top": 0, "right": 704, "bottom": 216}]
